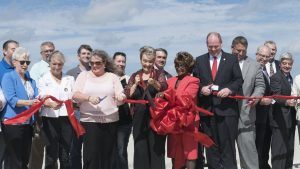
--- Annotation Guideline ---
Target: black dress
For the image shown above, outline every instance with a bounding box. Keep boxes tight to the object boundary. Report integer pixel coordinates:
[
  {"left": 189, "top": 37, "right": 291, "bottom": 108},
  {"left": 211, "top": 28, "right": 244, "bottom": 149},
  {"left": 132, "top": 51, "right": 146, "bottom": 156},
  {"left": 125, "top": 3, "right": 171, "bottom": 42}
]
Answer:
[{"left": 125, "top": 69, "right": 167, "bottom": 169}]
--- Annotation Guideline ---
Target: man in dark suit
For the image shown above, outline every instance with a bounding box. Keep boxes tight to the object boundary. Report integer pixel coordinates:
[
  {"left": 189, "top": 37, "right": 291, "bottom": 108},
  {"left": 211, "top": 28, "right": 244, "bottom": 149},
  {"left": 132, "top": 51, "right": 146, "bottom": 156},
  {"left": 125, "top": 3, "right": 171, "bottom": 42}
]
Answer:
[
  {"left": 193, "top": 32, "right": 243, "bottom": 169},
  {"left": 264, "top": 41, "right": 280, "bottom": 77},
  {"left": 254, "top": 45, "right": 273, "bottom": 169},
  {"left": 270, "top": 52, "right": 296, "bottom": 169}
]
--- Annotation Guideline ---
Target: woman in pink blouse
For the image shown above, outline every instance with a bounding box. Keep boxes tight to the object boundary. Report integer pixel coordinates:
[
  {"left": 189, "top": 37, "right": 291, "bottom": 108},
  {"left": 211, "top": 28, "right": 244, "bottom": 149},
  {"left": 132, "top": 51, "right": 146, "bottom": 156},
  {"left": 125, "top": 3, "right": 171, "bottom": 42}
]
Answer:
[{"left": 72, "top": 50, "right": 126, "bottom": 169}]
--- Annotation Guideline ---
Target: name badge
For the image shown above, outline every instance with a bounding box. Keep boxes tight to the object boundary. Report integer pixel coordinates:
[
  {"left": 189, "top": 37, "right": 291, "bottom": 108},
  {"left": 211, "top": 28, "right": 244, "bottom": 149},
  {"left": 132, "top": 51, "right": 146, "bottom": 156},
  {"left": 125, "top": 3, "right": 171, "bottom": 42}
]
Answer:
[{"left": 211, "top": 85, "right": 219, "bottom": 91}]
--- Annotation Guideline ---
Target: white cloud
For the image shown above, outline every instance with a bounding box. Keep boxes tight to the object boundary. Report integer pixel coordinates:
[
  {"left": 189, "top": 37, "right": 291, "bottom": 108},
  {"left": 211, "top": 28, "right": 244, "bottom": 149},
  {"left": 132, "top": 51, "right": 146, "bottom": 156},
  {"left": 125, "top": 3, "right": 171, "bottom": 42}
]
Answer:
[{"left": 0, "top": 0, "right": 300, "bottom": 75}]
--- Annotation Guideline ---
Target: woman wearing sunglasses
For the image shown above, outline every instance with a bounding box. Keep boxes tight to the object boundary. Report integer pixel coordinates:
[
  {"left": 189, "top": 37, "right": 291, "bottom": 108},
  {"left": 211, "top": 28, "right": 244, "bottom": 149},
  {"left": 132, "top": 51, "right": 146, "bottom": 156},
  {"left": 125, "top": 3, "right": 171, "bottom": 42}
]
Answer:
[
  {"left": 73, "top": 49, "right": 126, "bottom": 169},
  {"left": 38, "top": 50, "right": 75, "bottom": 169},
  {"left": 1, "top": 47, "right": 39, "bottom": 169},
  {"left": 165, "top": 52, "right": 199, "bottom": 169}
]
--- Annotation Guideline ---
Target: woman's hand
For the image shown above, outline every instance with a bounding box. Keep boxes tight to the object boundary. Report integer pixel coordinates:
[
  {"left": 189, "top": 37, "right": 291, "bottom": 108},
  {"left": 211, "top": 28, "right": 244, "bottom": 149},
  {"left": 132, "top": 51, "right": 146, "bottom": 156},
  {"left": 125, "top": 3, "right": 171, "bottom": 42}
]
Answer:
[
  {"left": 30, "top": 99, "right": 40, "bottom": 105},
  {"left": 148, "top": 78, "right": 161, "bottom": 91},
  {"left": 50, "top": 102, "right": 62, "bottom": 110},
  {"left": 148, "top": 78, "right": 156, "bottom": 86},
  {"left": 135, "top": 74, "right": 141, "bottom": 85},
  {"left": 155, "top": 92, "right": 164, "bottom": 98},
  {"left": 88, "top": 96, "right": 100, "bottom": 105}
]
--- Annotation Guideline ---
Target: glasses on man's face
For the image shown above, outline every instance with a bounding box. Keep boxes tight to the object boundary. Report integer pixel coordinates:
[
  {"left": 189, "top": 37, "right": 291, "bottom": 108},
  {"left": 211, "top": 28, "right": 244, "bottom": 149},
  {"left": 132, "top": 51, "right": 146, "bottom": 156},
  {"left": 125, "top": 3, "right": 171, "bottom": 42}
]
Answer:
[
  {"left": 17, "top": 60, "right": 31, "bottom": 65},
  {"left": 90, "top": 61, "right": 104, "bottom": 66}
]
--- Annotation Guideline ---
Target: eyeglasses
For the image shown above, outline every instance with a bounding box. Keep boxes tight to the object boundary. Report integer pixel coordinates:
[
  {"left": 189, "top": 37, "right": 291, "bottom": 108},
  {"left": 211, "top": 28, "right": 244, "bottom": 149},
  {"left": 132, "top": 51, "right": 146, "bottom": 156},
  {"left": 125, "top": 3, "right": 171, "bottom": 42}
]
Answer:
[
  {"left": 90, "top": 61, "right": 104, "bottom": 66},
  {"left": 17, "top": 60, "right": 31, "bottom": 65}
]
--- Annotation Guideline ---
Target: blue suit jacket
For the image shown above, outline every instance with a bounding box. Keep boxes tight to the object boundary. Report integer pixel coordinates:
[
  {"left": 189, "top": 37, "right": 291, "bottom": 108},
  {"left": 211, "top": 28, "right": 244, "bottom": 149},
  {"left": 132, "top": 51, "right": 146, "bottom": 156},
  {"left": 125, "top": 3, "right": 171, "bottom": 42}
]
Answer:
[{"left": 1, "top": 70, "right": 38, "bottom": 121}]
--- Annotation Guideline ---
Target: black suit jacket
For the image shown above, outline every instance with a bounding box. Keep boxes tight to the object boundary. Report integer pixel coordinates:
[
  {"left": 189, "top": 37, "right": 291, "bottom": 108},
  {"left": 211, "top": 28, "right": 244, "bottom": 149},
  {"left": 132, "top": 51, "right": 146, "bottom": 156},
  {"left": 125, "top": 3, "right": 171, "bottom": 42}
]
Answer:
[
  {"left": 274, "top": 59, "right": 280, "bottom": 72},
  {"left": 270, "top": 70, "right": 296, "bottom": 128},
  {"left": 193, "top": 51, "right": 243, "bottom": 116},
  {"left": 256, "top": 70, "right": 272, "bottom": 124}
]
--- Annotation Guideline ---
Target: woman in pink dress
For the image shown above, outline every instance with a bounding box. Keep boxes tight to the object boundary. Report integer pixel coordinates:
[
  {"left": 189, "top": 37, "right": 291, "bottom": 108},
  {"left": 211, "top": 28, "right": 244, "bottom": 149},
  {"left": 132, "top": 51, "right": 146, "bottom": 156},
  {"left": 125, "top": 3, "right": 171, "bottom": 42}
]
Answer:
[{"left": 166, "top": 51, "right": 200, "bottom": 169}]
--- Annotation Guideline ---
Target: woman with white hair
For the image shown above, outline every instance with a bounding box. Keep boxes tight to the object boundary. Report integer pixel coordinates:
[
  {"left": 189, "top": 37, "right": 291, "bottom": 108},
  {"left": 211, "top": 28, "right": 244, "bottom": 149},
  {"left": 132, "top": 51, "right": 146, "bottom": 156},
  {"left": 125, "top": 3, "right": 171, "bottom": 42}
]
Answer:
[
  {"left": 270, "top": 52, "right": 296, "bottom": 169},
  {"left": 38, "top": 50, "right": 75, "bottom": 169},
  {"left": 1, "top": 47, "right": 39, "bottom": 169}
]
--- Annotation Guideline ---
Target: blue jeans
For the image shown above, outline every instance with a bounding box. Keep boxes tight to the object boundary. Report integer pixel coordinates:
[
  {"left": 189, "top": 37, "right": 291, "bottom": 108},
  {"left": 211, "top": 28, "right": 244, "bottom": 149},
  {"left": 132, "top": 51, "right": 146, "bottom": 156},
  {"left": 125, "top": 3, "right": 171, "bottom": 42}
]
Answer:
[{"left": 113, "top": 123, "right": 132, "bottom": 169}]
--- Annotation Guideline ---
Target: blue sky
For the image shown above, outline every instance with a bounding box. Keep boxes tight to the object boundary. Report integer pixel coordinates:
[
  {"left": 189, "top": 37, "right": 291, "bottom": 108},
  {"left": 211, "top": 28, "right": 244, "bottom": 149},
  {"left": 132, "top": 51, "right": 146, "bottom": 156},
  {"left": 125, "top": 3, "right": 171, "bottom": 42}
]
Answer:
[{"left": 0, "top": 0, "right": 300, "bottom": 76}]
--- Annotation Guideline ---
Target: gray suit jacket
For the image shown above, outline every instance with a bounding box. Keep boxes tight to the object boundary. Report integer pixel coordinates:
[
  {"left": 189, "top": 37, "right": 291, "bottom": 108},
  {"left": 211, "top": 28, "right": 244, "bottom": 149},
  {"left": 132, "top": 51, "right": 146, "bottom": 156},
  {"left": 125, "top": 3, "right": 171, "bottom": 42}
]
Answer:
[{"left": 238, "top": 57, "right": 265, "bottom": 125}]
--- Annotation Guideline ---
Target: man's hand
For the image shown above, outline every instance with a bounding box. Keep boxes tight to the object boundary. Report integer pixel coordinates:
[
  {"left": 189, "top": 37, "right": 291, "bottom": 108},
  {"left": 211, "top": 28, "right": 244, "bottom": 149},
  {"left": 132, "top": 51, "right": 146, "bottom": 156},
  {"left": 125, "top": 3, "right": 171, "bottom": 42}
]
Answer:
[
  {"left": 201, "top": 84, "right": 213, "bottom": 96},
  {"left": 260, "top": 98, "right": 272, "bottom": 105},
  {"left": 217, "top": 88, "right": 232, "bottom": 98},
  {"left": 286, "top": 99, "right": 296, "bottom": 107},
  {"left": 245, "top": 99, "right": 259, "bottom": 107}
]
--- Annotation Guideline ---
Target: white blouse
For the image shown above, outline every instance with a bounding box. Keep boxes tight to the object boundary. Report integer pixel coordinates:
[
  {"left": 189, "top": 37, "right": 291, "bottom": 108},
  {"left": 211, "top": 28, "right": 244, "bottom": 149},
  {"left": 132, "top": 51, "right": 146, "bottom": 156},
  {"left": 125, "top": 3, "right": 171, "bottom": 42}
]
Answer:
[{"left": 38, "top": 72, "right": 75, "bottom": 117}]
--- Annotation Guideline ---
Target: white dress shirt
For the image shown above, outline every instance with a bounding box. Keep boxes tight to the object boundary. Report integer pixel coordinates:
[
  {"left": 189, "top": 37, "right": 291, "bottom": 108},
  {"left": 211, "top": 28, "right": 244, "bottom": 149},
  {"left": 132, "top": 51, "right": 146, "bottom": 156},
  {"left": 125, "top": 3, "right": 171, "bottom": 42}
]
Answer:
[
  {"left": 265, "top": 61, "right": 277, "bottom": 76},
  {"left": 38, "top": 72, "right": 75, "bottom": 117},
  {"left": 209, "top": 52, "right": 222, "bottom": 70}
]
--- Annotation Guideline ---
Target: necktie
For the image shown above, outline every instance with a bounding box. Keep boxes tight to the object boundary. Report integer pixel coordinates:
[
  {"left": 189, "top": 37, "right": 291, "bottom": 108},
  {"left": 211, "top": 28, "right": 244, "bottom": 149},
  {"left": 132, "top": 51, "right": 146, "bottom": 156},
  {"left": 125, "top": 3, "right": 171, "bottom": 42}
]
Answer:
[
  {"left": 269, "top": 62, "right": 274, "bottom": 76},
  {"left": 211, "top": 56, "right": 218, "bottom": 80}
]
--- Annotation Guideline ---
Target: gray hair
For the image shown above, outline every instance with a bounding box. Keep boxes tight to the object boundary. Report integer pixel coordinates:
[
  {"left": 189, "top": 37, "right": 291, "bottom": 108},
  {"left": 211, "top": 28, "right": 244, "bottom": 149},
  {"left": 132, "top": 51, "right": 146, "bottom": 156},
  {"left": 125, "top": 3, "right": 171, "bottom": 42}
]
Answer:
[
  {"left": 40, "top": 41, "right": 55, "bottom": 51},
  {"left": 279, "top": 52, "right": 293, "bottom": 63},
  {"left": 12, "top": 47, "right": 30, "bottom": 60},
  {"left": 256, "top": 45, "right": 271, "bottom": 54},
  {"left": 264, "top": 40, "right": 276, "bottom": 46}
]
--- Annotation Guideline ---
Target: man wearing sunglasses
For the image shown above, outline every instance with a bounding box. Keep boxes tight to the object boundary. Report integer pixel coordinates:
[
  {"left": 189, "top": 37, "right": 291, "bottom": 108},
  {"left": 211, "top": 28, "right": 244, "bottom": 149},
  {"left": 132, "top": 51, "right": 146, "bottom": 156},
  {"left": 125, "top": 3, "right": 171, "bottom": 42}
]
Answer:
[
  {"left": 0, "top": 39, "right": 19, "bottom": 169},
  {"left": 29, "top": 41, "right": 56, "bottom": 169}
]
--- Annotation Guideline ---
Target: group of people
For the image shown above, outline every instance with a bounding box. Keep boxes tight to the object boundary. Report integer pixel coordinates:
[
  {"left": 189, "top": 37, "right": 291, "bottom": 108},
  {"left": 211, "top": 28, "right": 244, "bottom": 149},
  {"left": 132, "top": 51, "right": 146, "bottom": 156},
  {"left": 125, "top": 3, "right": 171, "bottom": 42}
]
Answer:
[{"left": 0, "top": 31, "right": 299, "bottom": 169}]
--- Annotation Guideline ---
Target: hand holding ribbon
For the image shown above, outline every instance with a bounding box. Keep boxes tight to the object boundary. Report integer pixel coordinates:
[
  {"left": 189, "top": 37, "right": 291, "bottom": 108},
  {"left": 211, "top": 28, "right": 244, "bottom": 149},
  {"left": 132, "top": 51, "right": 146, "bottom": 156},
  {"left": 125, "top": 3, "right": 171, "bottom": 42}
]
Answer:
[{"left": 3, "top": 96, "right": 85, "bottom": 137}]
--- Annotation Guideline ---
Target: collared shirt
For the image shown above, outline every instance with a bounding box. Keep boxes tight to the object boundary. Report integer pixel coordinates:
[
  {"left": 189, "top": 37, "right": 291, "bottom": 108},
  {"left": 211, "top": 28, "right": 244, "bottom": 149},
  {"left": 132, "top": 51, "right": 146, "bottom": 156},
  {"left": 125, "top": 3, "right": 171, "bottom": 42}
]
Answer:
[
  {"left": 209, "top": 52, "right": 222, "bottom": 70},
  {"left": 0, "top": 58, "right": 14, "bottom": 83},
  {"left": 38, "top": 72, "right": 75, "bottom": 117},
  {"left": 239, "top": 60, "right": 245, "bottom": 70},
  {"left": 265, "top": 61, "right": 277, "bottom": 76},
  {"left": 30, "top": 60, "right": 50, "bottom": 82}
]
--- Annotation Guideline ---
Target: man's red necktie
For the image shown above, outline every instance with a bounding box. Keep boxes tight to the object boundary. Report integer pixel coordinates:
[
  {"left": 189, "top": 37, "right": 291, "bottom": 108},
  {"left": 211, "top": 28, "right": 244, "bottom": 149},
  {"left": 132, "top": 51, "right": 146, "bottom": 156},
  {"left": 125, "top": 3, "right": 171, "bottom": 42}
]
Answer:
[{"left": 211, "top": 56, "right": 217, "bottom": 80}]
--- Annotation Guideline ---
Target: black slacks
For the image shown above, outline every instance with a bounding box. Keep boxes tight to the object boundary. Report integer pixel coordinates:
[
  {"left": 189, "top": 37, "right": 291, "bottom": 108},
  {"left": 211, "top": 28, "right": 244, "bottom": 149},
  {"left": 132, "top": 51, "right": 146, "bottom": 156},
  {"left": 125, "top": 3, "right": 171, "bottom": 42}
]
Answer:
[
  {"left": 271, "top": 126, "right": 295, "bottom": 169},
  {"left": 42, "top": 116, "right": 73, "bottom": 169},
  {"left": 201, "top": 115, "right": 238, "bottom": 169},
  {"left": 256, "top": 122, "right": 272, "bottom": 169},
  {"left": 132, "top": 105, "right": 166, "bottom": 169},
  {"left": 2, "top": 124, "right": 33, "bottom": 169},
  {"left": 82, "top": 121, "right": 117, "bottom": 169}
]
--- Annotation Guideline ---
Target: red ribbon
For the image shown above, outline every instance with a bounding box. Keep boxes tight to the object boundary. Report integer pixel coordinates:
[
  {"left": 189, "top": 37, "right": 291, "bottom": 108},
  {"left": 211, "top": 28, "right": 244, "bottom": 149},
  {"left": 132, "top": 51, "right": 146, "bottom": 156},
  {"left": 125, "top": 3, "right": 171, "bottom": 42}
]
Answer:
[
  {"left": 149, "top": 88, "right": 215, "bottom": 169},
  {"left": 212, "top": 92, "right": 300, "bottom": 100},
  {"left": 3, "top": 96, "right": 85, "bottom": 137}
]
